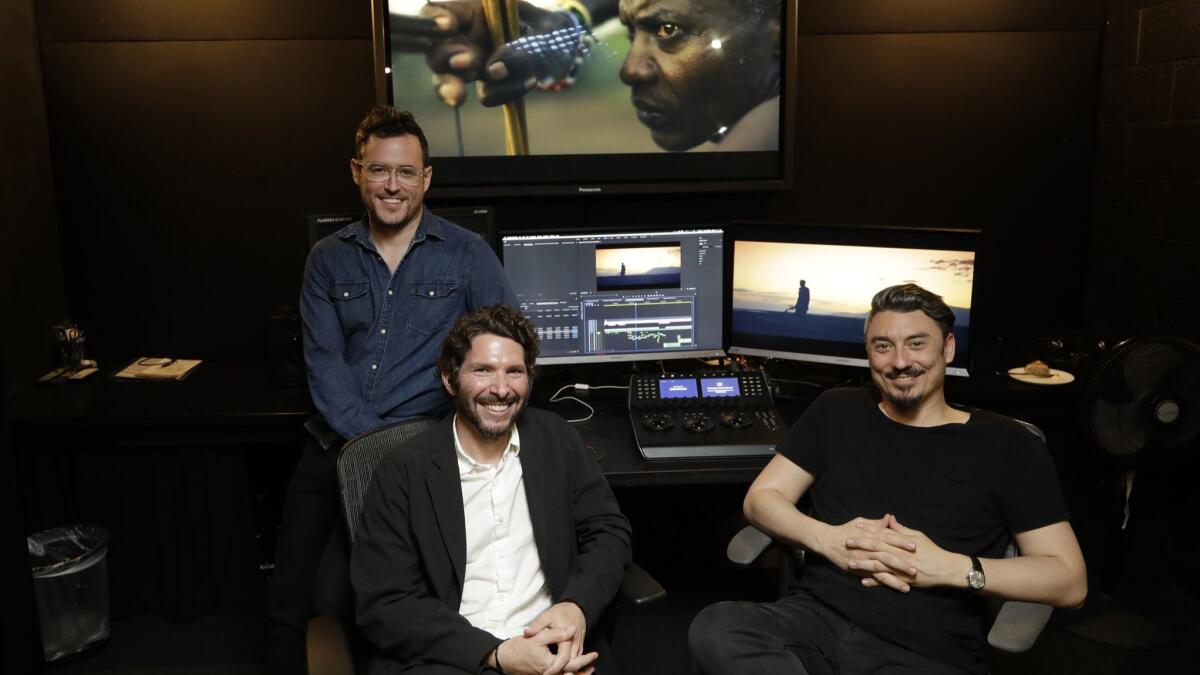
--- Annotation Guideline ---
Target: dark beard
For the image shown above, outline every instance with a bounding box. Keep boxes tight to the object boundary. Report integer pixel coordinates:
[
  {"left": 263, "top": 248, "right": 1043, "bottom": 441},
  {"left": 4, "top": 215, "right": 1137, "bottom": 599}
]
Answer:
[
  {"left": 881, "top": 367, "right": 925, "bottom": 411},
  {"left": 885, "top": 389, "right": 924, "bottom": 412},
  {"left": 454, "top": 387, "right": 526, "bottom": 440}
]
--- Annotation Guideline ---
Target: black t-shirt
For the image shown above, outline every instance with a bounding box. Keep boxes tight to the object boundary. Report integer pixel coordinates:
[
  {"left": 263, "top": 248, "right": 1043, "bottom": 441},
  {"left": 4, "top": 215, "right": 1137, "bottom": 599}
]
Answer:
[{"left": 779, "top": 387, "right": 1070, "bottom": 670}]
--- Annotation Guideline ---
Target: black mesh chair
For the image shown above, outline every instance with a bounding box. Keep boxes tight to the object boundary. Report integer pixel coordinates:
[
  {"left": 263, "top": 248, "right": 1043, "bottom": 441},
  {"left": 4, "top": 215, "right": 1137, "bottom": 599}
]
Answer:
[
  {"left": 306, "top": 419, "right": 666, "bottom": 674},
  {"left": 724, "top": 417, "right": 1054, "bottom": 654}
]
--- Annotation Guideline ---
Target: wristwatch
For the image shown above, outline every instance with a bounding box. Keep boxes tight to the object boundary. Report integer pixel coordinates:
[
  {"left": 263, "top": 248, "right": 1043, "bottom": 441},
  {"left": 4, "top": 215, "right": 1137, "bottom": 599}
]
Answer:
[{"left": 966, "top": 555, "right": 986, "bottom": 591}]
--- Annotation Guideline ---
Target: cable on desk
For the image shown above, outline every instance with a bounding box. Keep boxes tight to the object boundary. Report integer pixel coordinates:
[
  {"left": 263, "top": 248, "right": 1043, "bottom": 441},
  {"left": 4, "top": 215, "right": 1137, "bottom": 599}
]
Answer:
[{"left": 548, "top": 383, "right": 629, "bottom": 423}]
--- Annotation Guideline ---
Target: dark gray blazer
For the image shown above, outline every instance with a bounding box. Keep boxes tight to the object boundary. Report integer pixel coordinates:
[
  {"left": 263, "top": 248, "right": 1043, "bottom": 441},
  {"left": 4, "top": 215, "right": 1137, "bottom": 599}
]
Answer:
[{"left": 351, "top": 407, "right": 632, "bottom": 672}]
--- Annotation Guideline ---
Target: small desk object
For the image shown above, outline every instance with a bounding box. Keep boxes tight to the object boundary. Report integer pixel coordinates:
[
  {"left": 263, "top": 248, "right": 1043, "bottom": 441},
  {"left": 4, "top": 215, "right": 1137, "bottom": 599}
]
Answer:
[{"left": 627, "top": 371, "right": 787, "bottom": 459}]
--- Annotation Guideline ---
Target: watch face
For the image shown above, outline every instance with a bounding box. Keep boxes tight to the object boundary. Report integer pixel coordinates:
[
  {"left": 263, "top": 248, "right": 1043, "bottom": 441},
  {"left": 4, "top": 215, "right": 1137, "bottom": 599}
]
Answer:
[{"left": 967, "top": 570, "right": 986, "bottom": 590}]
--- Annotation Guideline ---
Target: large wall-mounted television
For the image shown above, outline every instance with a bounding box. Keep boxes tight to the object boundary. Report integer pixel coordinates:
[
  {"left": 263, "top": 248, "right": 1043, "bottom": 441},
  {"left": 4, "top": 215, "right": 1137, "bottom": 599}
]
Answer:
[
  {"left": 725, "top": 223, "right": 982, "bottom": 377},
  {"left": 501, "top": 227, "right": 726, "bottom": 364},
  {"left": 371, "top": 0, "right": 795, "bottom": 197}
]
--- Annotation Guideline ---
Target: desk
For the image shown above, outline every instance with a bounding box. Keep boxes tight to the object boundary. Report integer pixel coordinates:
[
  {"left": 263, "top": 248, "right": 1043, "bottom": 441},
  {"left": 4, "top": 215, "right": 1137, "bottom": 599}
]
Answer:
[
  {"left": 8, "top": 361, "right": 313, "bottom": 448},
  {"left": 8, "top": 362, "right": 314, "bottom": 620}
]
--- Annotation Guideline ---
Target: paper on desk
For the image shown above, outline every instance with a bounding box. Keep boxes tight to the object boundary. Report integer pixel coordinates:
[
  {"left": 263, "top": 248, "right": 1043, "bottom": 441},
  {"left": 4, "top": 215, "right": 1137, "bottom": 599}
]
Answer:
[{"left": 115, "top": 358, "right": 202, "bottom": 381}]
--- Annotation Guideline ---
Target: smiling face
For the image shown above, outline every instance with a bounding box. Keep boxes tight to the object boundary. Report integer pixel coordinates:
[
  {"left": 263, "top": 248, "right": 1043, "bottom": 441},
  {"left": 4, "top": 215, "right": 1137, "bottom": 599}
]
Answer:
[
  {"left": 442, "top": 333, "right": 531, "bottom": 443},
  {"left": 618, "top": 0, "right": 779, "bottom": 151},
  {"left": 350, "top": 133, "right": 431, "bottom": 232},
  {"left": 866, "top": 310, "right": 955, "bottom": 415}
]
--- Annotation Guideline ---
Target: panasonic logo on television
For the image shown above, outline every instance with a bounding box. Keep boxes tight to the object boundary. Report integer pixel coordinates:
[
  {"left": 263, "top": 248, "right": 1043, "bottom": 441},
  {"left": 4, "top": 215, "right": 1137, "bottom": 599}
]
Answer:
[{"left": 577, "top": 186, "right": 603, "bottom": 193}]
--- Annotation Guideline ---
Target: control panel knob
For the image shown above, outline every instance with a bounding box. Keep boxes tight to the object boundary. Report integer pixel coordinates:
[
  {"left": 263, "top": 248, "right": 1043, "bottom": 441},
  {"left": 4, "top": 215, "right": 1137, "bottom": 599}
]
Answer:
[
  {"left": 683, "top": 413, "right": 716, "bottom": 434},
  {"left": 641, "top": 413, "right": 675, "bottom": 432},
  {"left": 720, "top": 411, "right": 755, "bottom": 429}
]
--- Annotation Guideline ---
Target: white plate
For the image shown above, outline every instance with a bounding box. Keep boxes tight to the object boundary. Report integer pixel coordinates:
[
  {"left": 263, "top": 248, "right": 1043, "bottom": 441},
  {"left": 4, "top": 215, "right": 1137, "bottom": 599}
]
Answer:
[{"left": 1007, "top": 367, "right": 1075, "bottom": 385}]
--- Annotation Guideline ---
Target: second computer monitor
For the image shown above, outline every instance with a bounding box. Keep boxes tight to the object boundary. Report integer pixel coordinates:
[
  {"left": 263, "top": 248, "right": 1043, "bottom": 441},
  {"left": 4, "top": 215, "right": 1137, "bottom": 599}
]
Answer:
[
  {"left": 727, "top": 223, "right": 980, "bottom": 376},
  {"left": 501, "top": 228, "right": 726, "bottom": 364}
]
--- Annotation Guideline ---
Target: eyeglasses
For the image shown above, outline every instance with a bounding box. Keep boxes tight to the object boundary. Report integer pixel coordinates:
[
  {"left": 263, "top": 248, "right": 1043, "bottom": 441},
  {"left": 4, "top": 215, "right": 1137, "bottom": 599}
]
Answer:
[{"left": 353, "top": 160, "right": 427, "bottom": 186}]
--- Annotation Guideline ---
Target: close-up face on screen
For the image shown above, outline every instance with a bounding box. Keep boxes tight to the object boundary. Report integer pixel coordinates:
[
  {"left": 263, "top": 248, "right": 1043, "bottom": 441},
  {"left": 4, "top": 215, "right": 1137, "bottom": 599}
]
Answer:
[{"left": 386, "top": 0, "right": 782, "bottom": 156}]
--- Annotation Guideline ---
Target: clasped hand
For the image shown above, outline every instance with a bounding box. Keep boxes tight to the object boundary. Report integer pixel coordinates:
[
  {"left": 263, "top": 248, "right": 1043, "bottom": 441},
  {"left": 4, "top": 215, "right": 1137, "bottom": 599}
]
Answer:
[
  {"left": 496, "top": 601, "right": 597, "bottom": 675},
  {"left": 822, "top": 514, "right": 966, "bottom": 593}
]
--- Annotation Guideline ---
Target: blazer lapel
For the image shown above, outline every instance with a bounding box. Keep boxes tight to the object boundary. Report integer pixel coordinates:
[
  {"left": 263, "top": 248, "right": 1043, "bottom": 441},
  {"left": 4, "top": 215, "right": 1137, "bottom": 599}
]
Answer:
[
  {"left": 518, "top": 416, "right": 556, "bottom": 588},
  {"left": 425, "top": 436, "right": 467, "bottom": 591}
]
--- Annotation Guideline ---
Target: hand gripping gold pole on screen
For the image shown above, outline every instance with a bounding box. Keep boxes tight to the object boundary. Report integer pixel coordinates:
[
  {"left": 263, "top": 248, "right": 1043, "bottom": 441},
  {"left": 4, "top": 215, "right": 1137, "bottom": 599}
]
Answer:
[{"left": 481, "top": 0, "right": 530, "bottom": 155}]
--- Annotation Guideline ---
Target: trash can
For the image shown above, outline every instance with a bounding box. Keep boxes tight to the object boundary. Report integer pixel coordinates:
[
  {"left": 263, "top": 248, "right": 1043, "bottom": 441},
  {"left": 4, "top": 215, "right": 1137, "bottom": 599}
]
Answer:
[{"left": 28, "top": 525, "right": 111, "bottom": 661}]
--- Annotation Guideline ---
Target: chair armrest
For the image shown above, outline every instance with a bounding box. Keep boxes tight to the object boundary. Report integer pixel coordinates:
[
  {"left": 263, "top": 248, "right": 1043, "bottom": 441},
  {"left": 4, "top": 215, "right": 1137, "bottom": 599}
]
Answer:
[
  {"left": 307, "top": 614, "right": 356, "bottom": 675},
  {"left": 619, "top": 562, "right": 666, "bottom": 606},
  {"left": 727, "top": 525, "right": 773, "bottom": 566},
  {"left": 987, "top": 600, "right": 1053, "bottom": 653}
]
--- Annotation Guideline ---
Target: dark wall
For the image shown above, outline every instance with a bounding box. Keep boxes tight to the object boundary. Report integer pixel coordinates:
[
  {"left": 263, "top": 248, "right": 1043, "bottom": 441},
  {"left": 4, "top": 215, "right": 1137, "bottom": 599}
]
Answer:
[
  {"left": 1088, "top": 0, "right": 1200, "bottom": 343},
  {"left": 1, "top": 0, "right": 67, "bottom": 394},
  {"left": 37, "top": 0, "right": 376, "bottom": 364},
  {"left": 27, "top": 0, "right": 1104, "bottom": 378}
]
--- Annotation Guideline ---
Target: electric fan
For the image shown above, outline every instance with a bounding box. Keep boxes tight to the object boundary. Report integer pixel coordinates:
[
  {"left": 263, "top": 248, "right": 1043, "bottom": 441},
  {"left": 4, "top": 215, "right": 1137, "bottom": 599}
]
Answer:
[
  {"left": 1084, "top": 335, "right": 1200, "bottom": 471},
  {"left": 1065, "top": 335, "right": 1200, "bottom": 647}
]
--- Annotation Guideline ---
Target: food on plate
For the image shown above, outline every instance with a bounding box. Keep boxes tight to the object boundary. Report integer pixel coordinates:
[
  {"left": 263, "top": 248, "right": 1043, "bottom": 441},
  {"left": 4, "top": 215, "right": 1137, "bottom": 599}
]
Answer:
[{"left": 1023, "top": 360, "right": 1053, "bottom": 378}]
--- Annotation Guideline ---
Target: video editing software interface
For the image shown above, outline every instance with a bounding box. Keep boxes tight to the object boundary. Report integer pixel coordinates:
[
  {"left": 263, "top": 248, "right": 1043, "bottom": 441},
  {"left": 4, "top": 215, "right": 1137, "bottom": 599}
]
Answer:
[{"left": 501, "top": 229, "right": 725, "bottom": 364}]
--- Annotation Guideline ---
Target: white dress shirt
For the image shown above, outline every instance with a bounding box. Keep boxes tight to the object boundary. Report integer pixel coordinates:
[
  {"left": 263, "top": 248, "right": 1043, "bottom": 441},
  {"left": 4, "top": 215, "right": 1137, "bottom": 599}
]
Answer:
[{"left": 453, "top": 418, "right": 553, "bottom": 638}]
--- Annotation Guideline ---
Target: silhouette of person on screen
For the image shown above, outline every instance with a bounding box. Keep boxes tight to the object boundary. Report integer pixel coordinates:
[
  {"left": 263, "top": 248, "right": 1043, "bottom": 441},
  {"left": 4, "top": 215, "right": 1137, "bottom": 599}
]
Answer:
[
  {"left": 419, "top": 0, "right": 781, "bottom": 152},
  {"left": 787, "top": 279, "right": 810, "bottom": 333},
  {"left": 620, "top": 262, "right": 626, "bottom": 277}
]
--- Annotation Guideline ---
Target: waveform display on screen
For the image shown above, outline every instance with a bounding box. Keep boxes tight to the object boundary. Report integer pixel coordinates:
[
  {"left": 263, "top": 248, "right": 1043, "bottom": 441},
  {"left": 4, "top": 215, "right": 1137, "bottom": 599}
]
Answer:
[{"left": 582, "top": 298, "right": 695, "bottom": 353}]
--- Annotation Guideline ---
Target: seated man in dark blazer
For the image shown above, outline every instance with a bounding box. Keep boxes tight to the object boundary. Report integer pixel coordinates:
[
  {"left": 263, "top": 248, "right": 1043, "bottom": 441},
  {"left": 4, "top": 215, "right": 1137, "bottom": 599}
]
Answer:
[{"left": 352, "top": 304, "right": 632, "bottom": 675}]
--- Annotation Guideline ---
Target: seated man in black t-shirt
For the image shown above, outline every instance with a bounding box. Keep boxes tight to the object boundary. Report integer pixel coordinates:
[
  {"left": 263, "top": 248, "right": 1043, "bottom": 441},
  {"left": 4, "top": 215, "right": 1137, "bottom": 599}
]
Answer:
[{"left": 689, "top": 284, "right": 1087, "bottom": 674}]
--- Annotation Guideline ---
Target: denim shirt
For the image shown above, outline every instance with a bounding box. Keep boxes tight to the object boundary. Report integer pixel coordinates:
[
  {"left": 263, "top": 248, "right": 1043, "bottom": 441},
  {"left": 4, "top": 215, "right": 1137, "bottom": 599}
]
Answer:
[{"left": 300, "top": 210, "right": 516, "bottom": 440}]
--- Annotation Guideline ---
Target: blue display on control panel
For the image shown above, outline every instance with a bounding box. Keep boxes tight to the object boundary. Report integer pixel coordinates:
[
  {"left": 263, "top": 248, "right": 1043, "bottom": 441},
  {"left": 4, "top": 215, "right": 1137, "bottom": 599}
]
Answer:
[
  {"left": 659, "top": 378, "right": 699, "bottom": 398},
  {"left": 701, "top": 377, "right": 741, "bottom": 397}
]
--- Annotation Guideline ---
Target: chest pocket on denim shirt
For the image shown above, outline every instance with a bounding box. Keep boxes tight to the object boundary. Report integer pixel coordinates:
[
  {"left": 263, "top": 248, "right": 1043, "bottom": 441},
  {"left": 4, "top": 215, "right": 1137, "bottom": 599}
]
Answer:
[
  {"left": 408, "top": 279, "right": 459, "bottom": 335},
  {"left": 330, "top": 281, "right": 372, "bottom": 334}
]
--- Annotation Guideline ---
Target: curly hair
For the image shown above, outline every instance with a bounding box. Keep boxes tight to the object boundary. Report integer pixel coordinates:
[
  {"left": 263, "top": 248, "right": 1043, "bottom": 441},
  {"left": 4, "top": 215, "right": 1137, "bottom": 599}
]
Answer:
[
  {"left": 354, "top": 105, "right": 430, "bottom": 165},
  {"left": 438, "top": 305, "right": 539, "bottom": 384}
]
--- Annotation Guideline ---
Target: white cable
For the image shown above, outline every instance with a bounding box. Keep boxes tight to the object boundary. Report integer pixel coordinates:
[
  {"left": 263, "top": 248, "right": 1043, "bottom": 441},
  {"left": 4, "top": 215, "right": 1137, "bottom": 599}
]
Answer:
[{"left": 547, "top": 383, "right": 630, "bottom": 423}]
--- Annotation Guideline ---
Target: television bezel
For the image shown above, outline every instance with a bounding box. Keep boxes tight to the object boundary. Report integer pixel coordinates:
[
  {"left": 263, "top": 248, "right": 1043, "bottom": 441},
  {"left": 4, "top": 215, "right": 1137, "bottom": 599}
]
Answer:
[
  {"left": 500, "top": 225, "right": 727, "bottom": 365},
  {"left": 369, "top": 0, "right": 797, "bottom": 198},
  {"left": 723, "top": 222, "right": 983, "bottom": 377},
  {"left": 305, "top": 205, "right": 498, "bottom": 251}
]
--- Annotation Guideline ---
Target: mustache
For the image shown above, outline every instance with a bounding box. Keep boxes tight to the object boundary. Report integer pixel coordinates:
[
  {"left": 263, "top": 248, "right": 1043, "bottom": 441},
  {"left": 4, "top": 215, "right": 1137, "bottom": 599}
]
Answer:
[
  {"left": 476, "top": 393, "right": 521, "bottom": 405},
  {"left": 885, "top": 367, "right": 926, "bottom": 379}
]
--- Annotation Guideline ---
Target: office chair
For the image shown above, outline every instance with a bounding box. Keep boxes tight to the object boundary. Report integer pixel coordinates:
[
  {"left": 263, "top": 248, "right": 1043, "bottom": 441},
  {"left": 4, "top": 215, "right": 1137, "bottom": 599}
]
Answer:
[
  {"left": 306, "top": 418, "right": 666, "bottom": 674},
  {"left": 724, "top": 417, "right": 1054, "bottom": 654}
]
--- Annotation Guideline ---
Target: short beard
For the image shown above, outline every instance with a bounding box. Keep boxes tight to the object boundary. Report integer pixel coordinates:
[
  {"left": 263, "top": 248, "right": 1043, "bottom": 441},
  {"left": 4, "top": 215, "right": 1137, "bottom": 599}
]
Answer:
[
  {"left": 454, "top": 387, "right": 526, "bottom": 440},
  {"left": 880, "top": 367, "right": 925, "bottom": 412},
  {"left": 885, "top": 389, "right": 924, "bottom": 412}
]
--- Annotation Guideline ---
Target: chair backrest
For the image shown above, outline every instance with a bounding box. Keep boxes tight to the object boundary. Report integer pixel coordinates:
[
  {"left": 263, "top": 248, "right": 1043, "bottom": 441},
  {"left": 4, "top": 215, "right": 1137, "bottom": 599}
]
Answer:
[
  {"left": 336, "top": 418, "right": 437, "bottom": 542},
  {"left": 988, "top": 415, "right": 1055, "bottom": 652}
]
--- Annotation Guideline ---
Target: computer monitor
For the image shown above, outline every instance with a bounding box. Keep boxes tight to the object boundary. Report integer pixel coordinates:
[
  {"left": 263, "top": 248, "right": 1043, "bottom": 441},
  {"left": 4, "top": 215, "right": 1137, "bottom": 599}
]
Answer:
[
  {"left": 726, "top": 224, "right": 980, "bottom": 376},
  {"left": 501, "top": 228, "right": 726, "bottom": 364}
]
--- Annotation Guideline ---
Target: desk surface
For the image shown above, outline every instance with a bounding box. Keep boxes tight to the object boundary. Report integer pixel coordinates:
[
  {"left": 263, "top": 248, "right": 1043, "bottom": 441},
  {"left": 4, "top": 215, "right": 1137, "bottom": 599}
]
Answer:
[
  {"left": 7, "top": 361, "right": 313, "bottom": 446},
  {"left": 8, "top": 360, "right": 1077, "bottom": 478},
  {"left": 7, "top": 362, "right": 772, "bottom": 485}
]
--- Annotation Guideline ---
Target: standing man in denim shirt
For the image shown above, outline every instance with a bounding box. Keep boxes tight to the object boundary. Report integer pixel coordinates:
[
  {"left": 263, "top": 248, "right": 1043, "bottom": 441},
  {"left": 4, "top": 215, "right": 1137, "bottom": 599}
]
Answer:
[{"left": 267, "top": 105, "right": 516, "bottom": 674}]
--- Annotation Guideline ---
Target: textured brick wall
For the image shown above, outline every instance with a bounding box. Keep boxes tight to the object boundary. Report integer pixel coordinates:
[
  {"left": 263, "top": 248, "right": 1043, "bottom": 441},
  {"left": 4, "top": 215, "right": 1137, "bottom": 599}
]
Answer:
[{"left": 1089, "top": 0, "right": 1200, "bottom": 341}]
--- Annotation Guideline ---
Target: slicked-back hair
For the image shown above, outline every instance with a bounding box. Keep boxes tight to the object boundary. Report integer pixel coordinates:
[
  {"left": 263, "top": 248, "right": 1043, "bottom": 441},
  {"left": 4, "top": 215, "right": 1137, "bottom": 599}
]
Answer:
[
  {"left": 354, "top": 105, "right": 430, "bottom": 165},
  {"left": 438, "top": 305, "right": 539, "bottom": 385},
  {"left": 865, "top": 284, "right": 956, "bottom": 339}
]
